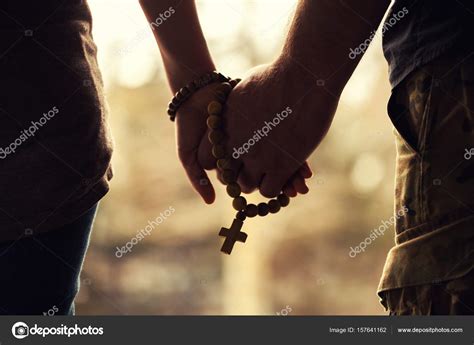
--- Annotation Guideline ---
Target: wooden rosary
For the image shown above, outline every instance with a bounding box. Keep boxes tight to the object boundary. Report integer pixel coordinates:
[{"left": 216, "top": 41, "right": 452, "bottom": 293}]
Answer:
[{"left": 168, "top": 71, "right": 290, "bottom": 254}]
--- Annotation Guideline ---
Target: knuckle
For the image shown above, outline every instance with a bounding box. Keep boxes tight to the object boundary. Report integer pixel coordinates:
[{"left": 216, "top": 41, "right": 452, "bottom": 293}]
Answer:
[
  {"left": 238, "top": 181, "right": 256, "bottom": 194},
  {"left": 260, "top": 186, "right": 279, "bottom": 198}
]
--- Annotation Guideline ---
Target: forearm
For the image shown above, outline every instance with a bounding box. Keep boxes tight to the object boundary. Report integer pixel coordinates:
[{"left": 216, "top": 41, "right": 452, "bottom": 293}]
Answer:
[
  {"left": 281, "top": 0, "right": 390, "bottom": 95},
  {"left": 139, "top": 0, "right": 215, "bottom": 93}
]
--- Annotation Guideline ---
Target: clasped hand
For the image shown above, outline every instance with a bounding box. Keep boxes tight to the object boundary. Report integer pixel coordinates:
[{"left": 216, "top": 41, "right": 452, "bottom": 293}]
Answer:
[{"left": 176, "top": 60, "right": 338, "bottom": 204}]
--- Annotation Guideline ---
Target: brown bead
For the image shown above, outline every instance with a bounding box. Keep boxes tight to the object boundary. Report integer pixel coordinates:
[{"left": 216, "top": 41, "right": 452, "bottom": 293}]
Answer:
[
  {"left": 171, "top": 98, "right": 180, "bottom": 107},
  {"left": 180, "top": 86, "right": 190, "bottom": 96},
  {"left": 217, "top": 159, "right": 232, "bottom": 170},
  {"left": 268, "top": 199, "right": 281, "bottom": 214},
  {"left": 187, "top": 82, "right": 197, "bottom": 92},
  {"left": 208, "top": 130, "right": 224, "bottom": 144},
  {"left": 212, "top": 145, "right": 225, "bottom": 159},
  {"left": 207, "top": 101, "right": 223, "bottom": 115},
  {"left": 277, "top": 194, "right": 290, "bottom": 207},
  {"left": 216, "top": 82, "right": 232, "bottom": 95},
  {"left": 215, "top": 91, "right": 227, "bottom": 102},
  {"left": 236, "top": 211, "right": 246, "bottom": 221},
  {"left": 226, "top": 183, "right": 241, "bottom": 197},
  {"left": 245, "top": 204, "right": 258, "bottom": 218},
  {"left": 176, "top": 92, "right": 185, "bottom": 102},
  {"left": 207, "top": 115, "right": 222, "bottom": 129},
  {"left": 210, "top": 71, "right": 219, "bottom": 81},
  {"left": 257, "top": 203, "right": 269, "bottom": 217},
  {"left": 222, "top": 169, "right": 237, "bottom": 184},
  {"left": 232, "top": 196, "right": 247, "bottom": 211},
  {"left": 229, "top": 79, "right": 239, "bottom": 87}
]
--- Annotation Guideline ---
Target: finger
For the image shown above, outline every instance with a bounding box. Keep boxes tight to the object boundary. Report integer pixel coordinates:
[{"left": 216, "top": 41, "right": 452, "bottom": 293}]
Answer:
[
  {"left": 216, "top": 169, "right": 225, "bottom": 185},
  {"left": 283, "top": 182, "right": 297, "bottom": 198},
  {"left": 259, "top": 172, "right": 288, "bottom": 198},
  {"left": 298, "top": 162, "right": 313, "bottom": 179},
  {"left": 179, "top": 150, "right": 216, "bottom": 204},
  {"left": 198, "top": 129, "right": 216, "bottom": 170},
  {"left": 291, "top": 173, "right": 309, "bottom": 194},
  {"left": 238, "top": 163, "right": 261, "bottom": 194}
]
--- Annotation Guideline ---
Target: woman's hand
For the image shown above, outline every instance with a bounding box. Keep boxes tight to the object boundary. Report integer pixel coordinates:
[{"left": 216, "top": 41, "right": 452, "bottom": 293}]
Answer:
[{"left": 175, "top": 83, "right": 223, "bottom": 204}]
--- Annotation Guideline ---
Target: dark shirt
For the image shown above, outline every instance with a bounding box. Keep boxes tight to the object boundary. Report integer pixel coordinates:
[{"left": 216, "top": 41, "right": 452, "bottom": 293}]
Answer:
[
  {"left": 383, "top": 0, "right": 474, "bottom": 87},
  {"left": 0, "top": 1, "right": 113, "bottom": 241}
]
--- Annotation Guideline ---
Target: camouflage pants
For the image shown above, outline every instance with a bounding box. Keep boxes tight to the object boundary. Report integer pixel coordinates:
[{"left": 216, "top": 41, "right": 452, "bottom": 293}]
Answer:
[
  {"left": 378, "top": 50, "right": 474, "bottom": 315},
  {"left": 385, "top": 269, "right": 474, "bottom": 315}
]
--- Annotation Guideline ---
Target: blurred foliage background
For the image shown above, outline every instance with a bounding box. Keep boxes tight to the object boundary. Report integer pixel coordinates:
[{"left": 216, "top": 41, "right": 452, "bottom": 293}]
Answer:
[{"left": 78, "top": 0, "right": 395, "bottom": 315}]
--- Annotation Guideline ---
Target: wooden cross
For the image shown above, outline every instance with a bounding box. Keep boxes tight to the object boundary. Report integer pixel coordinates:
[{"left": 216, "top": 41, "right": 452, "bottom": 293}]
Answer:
[{"left": 219, "top": 218, "right": 247, "bottom": 254}]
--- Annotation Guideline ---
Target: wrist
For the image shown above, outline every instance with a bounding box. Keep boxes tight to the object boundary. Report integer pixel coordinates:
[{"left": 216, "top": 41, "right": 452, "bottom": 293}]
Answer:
[
  {"left": 271, "top": 53, "right": 339, "bottom": 129},
  {"left": 166, "top": 59, "right": 215, "bottom": 94},
  {"left": 163, "top": 54, "right": 216, "bottom": 94},
  {"left": 276, "top": 50, "right": 345, "bottom": 98}
]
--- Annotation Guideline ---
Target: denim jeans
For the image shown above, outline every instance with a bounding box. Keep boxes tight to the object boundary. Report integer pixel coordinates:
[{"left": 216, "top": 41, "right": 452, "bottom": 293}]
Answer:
[{"left": 0, "top": 204, "right": 98, "bottom": 315}]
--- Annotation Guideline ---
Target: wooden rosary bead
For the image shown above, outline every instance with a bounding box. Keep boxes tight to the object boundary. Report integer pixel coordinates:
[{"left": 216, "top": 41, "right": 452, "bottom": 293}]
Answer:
[
  {"left": 229, "top": 79, "right": 241, "bottom": 87},
  {"left": 257, "top": 203, "right": 269, "bottom": 217},
  {"left": 217, "top": 158, "right": 232, "bottom": 170},
  {"left": 171, "top": 98, "right": 180, "bottom": 107},
  {"left": 207, "top": 101, "right": 223, "bottom": 115},
  {"left": 180, "top": 86, "right": 190, "bottom": 97},
  {"left": 216, "top": 82, "right": 232, "bottom": 95},
  {"left": 232, "top": 196, "right": 247, "bottom": 211},
  {"left": 268, "top": 199, "right": 281, "bottom": 214},
  {"left": 208, "top": 130, "right": 224, "bottom": 144},
  {"left": 187, "top": 82, "right": 198, "bottom": 92},
  {"left": 222, "top": 169, "right": 237, "bottom": 184},
  {"left": 236, "top": 211, "right": 246, "bottom": 221},
  {"left": 176, "top": 92, "right": 186, "bottom": 102},
  {"left": 212, "top": 145, "right": 226, "bottom": 159},
  {"left": 207, "top": 115, "right": 222, "bottom": 129},
  {"left": 277, "top": 194, "right": 290, "bottom": 207},
  {"left": 215, "top": 91, "right": 227, "bottom": 102},
  {"left": 245, "top": 204, "right": 258, "bottom": 218},
  {"left": 226, "top": 183, "right": 241, "bottom": 197}
]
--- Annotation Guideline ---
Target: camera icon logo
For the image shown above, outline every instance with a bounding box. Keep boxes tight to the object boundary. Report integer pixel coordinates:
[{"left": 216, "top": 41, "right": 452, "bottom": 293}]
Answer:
[{"left": 12, "top": 322, "right": 29, "bottom": 339}]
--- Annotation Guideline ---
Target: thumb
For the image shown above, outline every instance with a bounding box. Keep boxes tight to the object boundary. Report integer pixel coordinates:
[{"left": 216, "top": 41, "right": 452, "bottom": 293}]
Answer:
[{"left": 179, "top": 150, "right": 216, "bottom": 204}]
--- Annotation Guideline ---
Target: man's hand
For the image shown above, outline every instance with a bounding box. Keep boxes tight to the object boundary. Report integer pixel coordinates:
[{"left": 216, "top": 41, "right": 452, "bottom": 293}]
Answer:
[
  {"left": 196, "top": 0, "right": 391, "bottom": 198},
  {"left": 198, "top": 60, "right": 338, "bottom": 198}
]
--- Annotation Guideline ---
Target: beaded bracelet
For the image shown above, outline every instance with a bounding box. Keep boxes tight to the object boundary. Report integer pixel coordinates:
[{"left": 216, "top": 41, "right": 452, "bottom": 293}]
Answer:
[
  {"left": 206, "top": 80, "right": 291, "bottom": 255},
  {"left": 167, "top": 71, "right": 230, "bottom": 121}
]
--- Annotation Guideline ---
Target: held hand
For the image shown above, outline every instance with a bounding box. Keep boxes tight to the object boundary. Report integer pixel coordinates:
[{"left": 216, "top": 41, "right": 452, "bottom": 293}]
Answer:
[
  {"left": 175, "top": 73, "right": 313, "bottom": 204},
  {"left": 175, "top": 83, "right": 225, "bottom": 204},
  {"left": 199, "top": 59, "right": 339, "bottom": 198}
]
